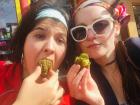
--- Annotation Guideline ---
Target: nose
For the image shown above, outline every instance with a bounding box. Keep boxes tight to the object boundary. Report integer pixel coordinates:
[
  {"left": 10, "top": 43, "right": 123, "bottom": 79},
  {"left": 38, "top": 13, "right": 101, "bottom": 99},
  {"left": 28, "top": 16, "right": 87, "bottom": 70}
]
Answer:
[
  {"left": 86, "top": 29, "right": 96, "bottom": 41},
  {"left": 44, "top": 39, "right": 54, "bottom": 54}
]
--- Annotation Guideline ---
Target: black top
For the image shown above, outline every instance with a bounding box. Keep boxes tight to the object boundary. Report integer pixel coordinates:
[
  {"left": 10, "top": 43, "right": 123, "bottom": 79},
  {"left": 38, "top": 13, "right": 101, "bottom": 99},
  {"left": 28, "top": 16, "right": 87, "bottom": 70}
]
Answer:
[
  {"left": 125, "top": 37, "right": 140, "bottom": 69},
  {"left": 76, "top": 62, "right": 119, "bottom": 105},
  {"left": 91, "top": 63, "right": 119, "bottom": 105}
]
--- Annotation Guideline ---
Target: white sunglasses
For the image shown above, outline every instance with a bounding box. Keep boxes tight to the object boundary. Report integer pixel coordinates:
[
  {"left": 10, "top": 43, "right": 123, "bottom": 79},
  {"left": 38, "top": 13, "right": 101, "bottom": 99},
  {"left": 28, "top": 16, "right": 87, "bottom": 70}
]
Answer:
[{"left": 71, "top": 17, "right": 114, "bottom": 42}]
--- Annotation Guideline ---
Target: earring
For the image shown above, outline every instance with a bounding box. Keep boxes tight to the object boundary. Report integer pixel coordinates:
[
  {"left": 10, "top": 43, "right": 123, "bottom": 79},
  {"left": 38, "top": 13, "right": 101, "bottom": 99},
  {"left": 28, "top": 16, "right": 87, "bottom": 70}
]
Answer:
[{"left": 21, "top": 53, "right": 24, "bottom": 64}]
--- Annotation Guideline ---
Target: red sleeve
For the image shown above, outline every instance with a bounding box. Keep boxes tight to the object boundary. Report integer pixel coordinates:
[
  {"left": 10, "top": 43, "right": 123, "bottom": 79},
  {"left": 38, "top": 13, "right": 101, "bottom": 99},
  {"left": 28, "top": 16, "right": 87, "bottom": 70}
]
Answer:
[
  {"left": 59, "top": 81, "right": 76, "bottom": 105},
  {"left": 0, "top": 61, "right": 22, "bottom": 105},
  {"left": 60, "top": 92, "right": 76, "bottom": 105},
  {"left": 0, "top": 90, "right": 18, "bottom": 105}
]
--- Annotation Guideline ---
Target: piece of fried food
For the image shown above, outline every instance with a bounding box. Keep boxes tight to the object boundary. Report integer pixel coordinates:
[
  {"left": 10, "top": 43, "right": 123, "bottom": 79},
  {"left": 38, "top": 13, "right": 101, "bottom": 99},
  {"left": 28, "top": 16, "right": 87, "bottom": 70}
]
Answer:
[
  {"left": 39, "top": 58, "right": 53, "bottom": 77},
  {"left": 75, "top": 53, "right": 91, "bottom": 68}
]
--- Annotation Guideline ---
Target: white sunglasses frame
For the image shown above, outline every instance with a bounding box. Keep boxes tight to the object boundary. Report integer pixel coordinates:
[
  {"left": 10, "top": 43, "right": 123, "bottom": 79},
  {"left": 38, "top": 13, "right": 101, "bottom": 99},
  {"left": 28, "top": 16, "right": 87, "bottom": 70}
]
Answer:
[{"left": 71, "top": 17, "right": 114, "bottom": 42}]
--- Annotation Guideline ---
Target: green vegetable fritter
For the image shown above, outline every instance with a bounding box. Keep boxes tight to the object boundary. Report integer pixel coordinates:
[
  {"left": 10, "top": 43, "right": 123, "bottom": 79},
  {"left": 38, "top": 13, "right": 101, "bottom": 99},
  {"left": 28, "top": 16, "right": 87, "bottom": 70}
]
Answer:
[
  {"left": 39, "top": 58, "right": 53, "bottom": 77},
  {"left": 75, "top": 53, "right": 91, "bottom": 68}
]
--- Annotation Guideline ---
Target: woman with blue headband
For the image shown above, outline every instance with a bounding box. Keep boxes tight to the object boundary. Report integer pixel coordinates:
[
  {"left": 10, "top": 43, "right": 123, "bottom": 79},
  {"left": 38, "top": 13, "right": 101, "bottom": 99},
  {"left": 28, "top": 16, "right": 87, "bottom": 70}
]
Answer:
[
  {"left": 67, "top": 0, "right": 140, "bottom": 105},
  {"left": 0, "top": 0, "right": 75, "bottom": 105}
]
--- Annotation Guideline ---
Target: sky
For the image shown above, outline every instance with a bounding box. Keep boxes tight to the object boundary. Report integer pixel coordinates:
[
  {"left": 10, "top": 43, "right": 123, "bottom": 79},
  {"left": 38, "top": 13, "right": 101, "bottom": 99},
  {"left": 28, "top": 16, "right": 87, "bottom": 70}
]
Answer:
[{"left": 0, "top": 0, "right": 17, "bottom": 28}]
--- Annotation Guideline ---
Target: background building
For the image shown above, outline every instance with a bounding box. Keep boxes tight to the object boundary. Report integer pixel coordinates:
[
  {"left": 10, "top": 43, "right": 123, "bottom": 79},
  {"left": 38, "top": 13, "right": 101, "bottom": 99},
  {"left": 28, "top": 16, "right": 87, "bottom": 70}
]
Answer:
[{"left": 120, "top": 0, "right": 140, "bottom": 39}]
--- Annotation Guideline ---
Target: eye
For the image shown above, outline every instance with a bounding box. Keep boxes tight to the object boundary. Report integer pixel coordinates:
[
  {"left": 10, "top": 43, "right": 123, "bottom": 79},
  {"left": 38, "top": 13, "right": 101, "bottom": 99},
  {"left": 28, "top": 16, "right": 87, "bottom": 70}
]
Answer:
[
  {"left": 34, "top": 34, "right": 46, "bottom": 40},
  {"left": 93, "top": 20, "right": 109, "bottom": 34},
  {"left": 72, "top": 27, "right": 86, "bottom": 40},
  {"left": 56, "top": 36, "right": 66, "bottom": 45}
]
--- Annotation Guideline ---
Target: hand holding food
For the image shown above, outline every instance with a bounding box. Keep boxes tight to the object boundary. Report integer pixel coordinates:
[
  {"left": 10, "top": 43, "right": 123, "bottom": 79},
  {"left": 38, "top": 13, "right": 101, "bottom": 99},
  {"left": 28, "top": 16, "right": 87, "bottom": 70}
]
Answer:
[
  {"left": 74, "top": 53, "right": 91, "bottom": 68},
  {"left": 67, "top": 54, "right": 104, "bottom": 105},
  {"left": 13, "top": 66, "right": 63, "bottom": 105}
]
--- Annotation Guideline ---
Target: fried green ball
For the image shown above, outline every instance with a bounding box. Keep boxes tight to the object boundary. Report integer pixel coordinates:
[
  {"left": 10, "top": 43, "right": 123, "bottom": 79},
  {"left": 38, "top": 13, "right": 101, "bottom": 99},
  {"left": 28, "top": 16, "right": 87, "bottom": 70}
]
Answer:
[
  {"left": 39, "top": 58, "right": 53, "bottom": 77},
  {"left": 75, "top": 53, "right": 91, "bottom": 68}
]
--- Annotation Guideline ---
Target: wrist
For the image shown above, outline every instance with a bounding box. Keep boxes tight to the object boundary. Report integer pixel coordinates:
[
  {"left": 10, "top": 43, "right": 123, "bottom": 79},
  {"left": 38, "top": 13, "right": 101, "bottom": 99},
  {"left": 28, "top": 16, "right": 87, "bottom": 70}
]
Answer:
[
  {"left": 12, "top": 101, "right": 21, "bottom": 105},
  {"left": 89, "top": 97, "right": 105, "bottom": 105},
  {"left": 12, "top": 100, "right": 30, "bottom": 105}
]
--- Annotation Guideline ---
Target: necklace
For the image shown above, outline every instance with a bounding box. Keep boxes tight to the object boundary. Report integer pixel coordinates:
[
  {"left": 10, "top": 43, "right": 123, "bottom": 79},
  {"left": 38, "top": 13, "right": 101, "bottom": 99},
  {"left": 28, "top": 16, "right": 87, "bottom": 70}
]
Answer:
[{"left": 104, "top": 59, "right": 116, "bottom": 66}]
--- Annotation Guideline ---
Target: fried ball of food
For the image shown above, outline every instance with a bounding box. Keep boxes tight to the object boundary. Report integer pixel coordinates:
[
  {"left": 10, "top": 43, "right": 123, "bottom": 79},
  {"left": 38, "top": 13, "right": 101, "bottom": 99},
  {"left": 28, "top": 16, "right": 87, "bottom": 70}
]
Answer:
[
  {"left": 75, "top": 53, "right": 91, "bottom": 68},
  {"left": 39, "top": 58, "right": 53, "bottom": 77}
]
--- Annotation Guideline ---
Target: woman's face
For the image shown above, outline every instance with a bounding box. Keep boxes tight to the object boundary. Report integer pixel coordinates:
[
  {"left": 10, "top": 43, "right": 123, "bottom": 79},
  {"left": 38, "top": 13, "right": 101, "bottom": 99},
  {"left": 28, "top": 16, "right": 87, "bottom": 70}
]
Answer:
[
  {"left": 23, "top": 18, "right": 67, "bottom": 76},
  {"left": 74, "top": 6, "right": 120, "bottom": 60}
]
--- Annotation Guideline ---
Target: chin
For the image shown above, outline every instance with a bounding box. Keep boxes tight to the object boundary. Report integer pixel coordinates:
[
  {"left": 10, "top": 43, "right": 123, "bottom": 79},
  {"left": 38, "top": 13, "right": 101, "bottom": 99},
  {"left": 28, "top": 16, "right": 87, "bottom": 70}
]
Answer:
[{"left": 88, "top": 50, "right": 106, "bottom": 60}]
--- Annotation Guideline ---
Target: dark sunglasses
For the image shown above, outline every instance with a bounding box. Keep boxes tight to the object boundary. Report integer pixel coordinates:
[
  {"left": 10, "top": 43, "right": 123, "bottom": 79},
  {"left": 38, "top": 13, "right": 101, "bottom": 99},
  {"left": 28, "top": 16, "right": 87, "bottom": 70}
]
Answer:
[{"left": 70, "top": 17, "right": 114, "bottom": 42}]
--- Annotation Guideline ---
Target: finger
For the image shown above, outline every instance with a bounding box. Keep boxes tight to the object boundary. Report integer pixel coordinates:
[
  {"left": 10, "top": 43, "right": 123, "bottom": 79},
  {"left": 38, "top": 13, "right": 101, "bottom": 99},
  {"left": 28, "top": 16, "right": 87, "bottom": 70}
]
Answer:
[
  {"left": 68, "top": 68, "right": 86, "bottom": 97},
  {"left": 52, "top": 100, "right": 61, "bottom": 105},
  {"left": 48, "top": 69, "right": 58, "bottom": 77},
  {"left": 50, "top": 86, "right": 64, "bottom": 105},
  {"left": 81, "top": 68, "right": 89, "bottom": 91},
  {"left": 57, "top": 86, "right": 64, "bottom": 98},
  {"left": 57, "top": 86, "right": 64, "bottom": 100},
  {"left": 83, "top": 69, "right": 98, "bottom": 91},
  {"left": 29, "top": 66, "right": 41, "bottom": 80},
  {"left": 44, "top": 71, "right": 59, "bottom": 87},
  {"left": 50, "top": 70, "right": 59, "bottom": 81},
  {"left": 72, "top": 68, "right": 86, "bottom": 90},
  {"left": 67, "top": 64, "right": 80, "bottom": 87}
]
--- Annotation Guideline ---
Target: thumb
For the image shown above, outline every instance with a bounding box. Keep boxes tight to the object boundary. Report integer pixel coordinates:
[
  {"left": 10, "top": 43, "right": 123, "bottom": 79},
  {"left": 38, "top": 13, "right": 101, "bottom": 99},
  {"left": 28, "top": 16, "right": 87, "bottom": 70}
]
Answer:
[{"left": 29, "top": 66, "right": 41, "bottom": 80}]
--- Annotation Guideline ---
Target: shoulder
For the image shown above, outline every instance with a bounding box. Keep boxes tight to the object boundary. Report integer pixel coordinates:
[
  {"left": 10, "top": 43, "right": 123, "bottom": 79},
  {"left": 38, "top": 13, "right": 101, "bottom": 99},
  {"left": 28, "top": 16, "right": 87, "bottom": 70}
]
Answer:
[
  {"left": 124, "top": 37, "right": 140, "bottom": 69},
  {"left": 0, "top": 61, "right": 22, "bottom": 92},
  {"left": 125, "top": 37, "right": 140, "bottom": 50},
  {"left": 0, "top": 61, "right": 20, "bottom": 72},
  {"left": 0, "top": 61, "right": 22, "bottom": 104}
]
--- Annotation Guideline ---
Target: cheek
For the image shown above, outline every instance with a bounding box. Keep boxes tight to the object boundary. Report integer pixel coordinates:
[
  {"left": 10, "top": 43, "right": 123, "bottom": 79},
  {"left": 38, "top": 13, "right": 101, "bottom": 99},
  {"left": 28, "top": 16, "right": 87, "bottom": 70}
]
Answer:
[
  {"left": 104, "top": 35, "right": 116, "bottom": 49},
  {"left": 23, "top": 40, "right": 40, "bottom": 74},
  {"left": 55, "top": 46, "right": 66, "bottom": 69},
  {"left": 89, "top": 46, "right": 108, "bottom": 59}
]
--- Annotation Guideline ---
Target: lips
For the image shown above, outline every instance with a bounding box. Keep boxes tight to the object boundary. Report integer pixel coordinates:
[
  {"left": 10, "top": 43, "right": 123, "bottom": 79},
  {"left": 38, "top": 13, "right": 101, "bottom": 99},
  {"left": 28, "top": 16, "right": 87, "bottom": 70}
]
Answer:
[{"left": 87, "top": 43, "right": 101, "bottom": 48}]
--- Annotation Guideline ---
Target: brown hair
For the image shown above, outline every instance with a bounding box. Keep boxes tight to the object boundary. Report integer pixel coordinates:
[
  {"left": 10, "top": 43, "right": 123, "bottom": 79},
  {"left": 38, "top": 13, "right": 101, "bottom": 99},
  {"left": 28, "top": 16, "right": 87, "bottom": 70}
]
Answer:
[
  {"left": 9, "top": 0, "right": 74, "bottom": 74},
  {"left": 115, "top": 41, "right": 140, "bottom": 104}
]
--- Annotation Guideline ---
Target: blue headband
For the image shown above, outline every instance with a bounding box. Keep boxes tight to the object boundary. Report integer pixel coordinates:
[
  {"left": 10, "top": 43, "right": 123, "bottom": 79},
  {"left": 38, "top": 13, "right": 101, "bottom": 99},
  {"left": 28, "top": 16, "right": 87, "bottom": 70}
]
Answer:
[{"left": 36, "top": 8, "right": 67, "bottom": 27}]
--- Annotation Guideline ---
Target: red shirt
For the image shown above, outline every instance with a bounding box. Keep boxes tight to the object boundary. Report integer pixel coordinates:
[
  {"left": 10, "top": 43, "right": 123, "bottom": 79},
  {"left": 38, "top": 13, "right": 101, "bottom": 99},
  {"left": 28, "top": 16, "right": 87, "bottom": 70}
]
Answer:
[{"left": 0, "top": 61, "right": 75, "bottom": 105}]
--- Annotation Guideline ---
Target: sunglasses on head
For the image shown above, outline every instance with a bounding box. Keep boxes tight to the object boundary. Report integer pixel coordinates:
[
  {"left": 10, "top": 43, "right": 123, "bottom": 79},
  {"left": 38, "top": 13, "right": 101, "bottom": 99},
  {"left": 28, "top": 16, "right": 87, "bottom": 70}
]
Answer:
[{"left": 70, "top": 17, "right": 114, "bottom": 42}]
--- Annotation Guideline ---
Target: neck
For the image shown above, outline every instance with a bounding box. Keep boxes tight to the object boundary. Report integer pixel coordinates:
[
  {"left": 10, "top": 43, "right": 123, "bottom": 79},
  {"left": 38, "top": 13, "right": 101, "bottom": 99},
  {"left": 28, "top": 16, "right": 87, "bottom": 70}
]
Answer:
[
  {"left": 95, "top": 50, "right": 119, "bottom": 75},
  {"left": 95, "top": 50, "right": 116, "bottom": 67}
]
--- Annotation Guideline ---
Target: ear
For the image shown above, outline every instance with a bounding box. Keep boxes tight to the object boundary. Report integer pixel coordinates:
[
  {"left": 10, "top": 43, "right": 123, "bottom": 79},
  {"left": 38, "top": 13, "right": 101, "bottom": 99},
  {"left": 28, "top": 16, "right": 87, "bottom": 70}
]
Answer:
[{"left": 114, "top": 22, "right": 121, "bottom": 37}]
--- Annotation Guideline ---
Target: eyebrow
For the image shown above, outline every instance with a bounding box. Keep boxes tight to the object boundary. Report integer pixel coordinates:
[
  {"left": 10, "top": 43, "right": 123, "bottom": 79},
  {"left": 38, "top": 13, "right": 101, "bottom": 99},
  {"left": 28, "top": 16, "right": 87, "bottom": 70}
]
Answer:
[
  {"left": 77, "top": 15, "right": 112, "bottom": 26},
  {"left": 32, "top": 26, "right": 67, "bottom": 37},
  {"left": 76, "top": 17, "right": 101, "bottom": 26},
  {"left": 32, "top": 27, "right": 46, "bottom": 31}
]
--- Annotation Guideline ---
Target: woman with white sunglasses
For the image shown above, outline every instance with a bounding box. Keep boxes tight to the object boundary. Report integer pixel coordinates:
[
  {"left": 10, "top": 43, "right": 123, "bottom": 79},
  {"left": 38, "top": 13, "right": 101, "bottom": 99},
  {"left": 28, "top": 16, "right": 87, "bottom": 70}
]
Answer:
[{"left": 67, "top": 0, "right": 140, "bottom": 105}]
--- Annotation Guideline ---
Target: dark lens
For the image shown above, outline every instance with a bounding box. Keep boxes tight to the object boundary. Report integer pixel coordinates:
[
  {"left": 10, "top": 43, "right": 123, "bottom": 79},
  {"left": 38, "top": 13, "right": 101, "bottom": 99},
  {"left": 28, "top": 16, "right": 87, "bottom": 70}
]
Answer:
[
  {"left": 93, "top": 20, "right": 109, "bottom": 34},
  {"left": 72, "top": 27, "right": 86, "bottom": 41}
]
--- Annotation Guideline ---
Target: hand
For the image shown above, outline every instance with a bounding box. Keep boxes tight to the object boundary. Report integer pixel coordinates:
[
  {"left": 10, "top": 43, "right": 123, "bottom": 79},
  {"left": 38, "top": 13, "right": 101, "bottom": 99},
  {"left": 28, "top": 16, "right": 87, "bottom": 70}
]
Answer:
[
  {"left": 13, "top": 66, "right": 64, "bottom": 105},
  {"left": 67, "top": 64, "right": 105, "bottom": 105}
]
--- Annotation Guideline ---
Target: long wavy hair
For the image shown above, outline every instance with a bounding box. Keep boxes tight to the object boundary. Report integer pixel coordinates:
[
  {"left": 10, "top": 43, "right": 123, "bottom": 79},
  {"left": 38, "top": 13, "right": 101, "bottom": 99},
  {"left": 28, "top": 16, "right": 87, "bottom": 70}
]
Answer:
[{"left": 115, "top": 41, "right": 140, "bottom": 104}]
